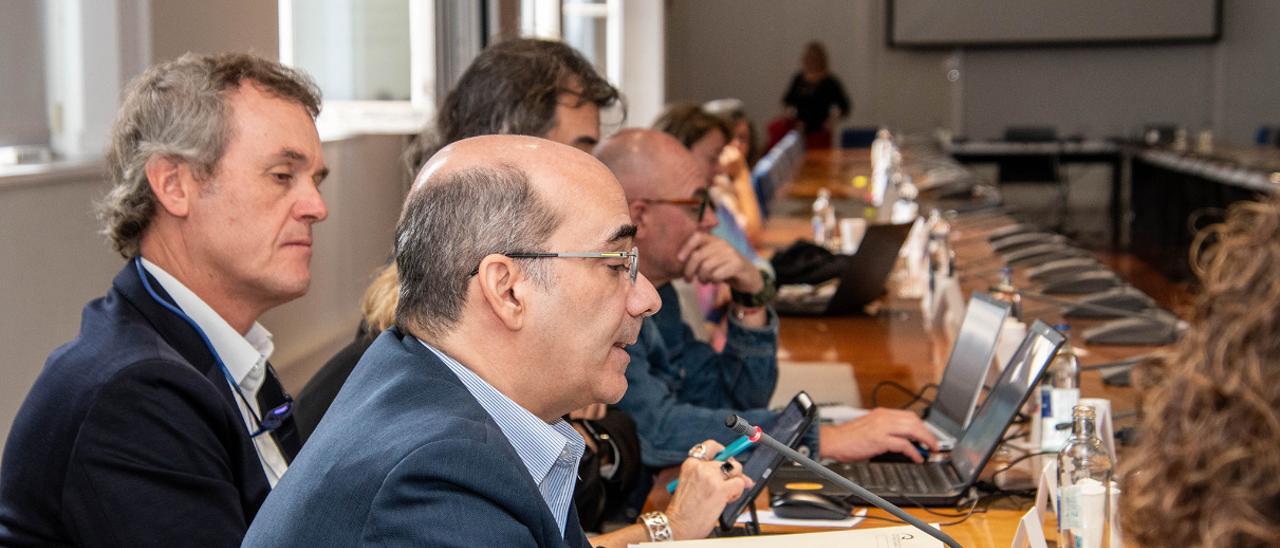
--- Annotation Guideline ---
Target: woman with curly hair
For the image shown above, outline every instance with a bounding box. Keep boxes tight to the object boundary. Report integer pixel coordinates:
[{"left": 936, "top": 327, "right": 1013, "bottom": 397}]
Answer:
[{"left": 1121, "top": 195, "right": 1280, "bottom": 547}]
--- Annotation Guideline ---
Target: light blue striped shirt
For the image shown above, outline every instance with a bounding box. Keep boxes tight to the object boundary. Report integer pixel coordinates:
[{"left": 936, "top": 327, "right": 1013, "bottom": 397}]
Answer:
[{"left": 419, "top": 340, "right": 585, "bottom": 536}]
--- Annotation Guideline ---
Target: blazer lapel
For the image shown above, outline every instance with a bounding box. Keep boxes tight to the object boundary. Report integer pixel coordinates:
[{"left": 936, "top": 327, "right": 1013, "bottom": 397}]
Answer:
[{"left": 397, "top": 331, "right": 583, "bottom": 547}]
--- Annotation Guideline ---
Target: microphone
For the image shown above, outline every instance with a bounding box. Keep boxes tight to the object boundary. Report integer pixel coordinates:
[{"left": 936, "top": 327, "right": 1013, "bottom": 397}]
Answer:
[
  {"left": 724, "top": 415, "right": 962, "bottom": 548},
  {"left": 1008, "top": 288, "right": 1186, "bottom": 345}
]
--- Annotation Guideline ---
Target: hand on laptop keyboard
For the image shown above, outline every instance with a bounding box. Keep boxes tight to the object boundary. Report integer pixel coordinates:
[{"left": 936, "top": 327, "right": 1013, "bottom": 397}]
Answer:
[{"left": 818, "top": 408, "right": 940, "bottom": 462}]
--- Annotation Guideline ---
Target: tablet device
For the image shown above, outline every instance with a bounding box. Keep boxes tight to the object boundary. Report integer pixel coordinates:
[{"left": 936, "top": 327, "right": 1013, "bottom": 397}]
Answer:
[{"left": 717, "top": 391, "right": 818, "bottom": 531}]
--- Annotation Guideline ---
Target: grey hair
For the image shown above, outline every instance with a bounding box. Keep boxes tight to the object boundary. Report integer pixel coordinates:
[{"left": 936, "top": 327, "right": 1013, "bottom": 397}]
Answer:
[
  {"left": 99, "top": 52, "right": 321, "bottom": 258},
  {"left": 394, "top": 163, "right": 561, "bottom": 337}
]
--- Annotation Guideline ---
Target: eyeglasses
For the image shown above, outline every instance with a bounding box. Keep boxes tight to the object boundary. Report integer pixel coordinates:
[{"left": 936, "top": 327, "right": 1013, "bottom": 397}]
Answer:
[
  {"left": 641, "top": 188, "right": 716, "bottom": 223},
  {"left": 470, "top": 246, "right": 640, "bottom": 284}
]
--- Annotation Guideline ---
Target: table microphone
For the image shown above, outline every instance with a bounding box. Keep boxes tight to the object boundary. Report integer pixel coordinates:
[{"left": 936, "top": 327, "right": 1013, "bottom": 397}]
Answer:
[
  {"left": 1009, "top": 288, "right": 1186, "bottom": 343},
  {"left": 724, "top": 415, "right": 962, "bottom": 548}
]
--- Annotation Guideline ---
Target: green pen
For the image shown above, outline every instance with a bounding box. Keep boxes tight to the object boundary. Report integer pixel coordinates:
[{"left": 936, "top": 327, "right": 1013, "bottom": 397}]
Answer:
[{"left": 666, "top": 435, "right": 755, "bottom": 494}]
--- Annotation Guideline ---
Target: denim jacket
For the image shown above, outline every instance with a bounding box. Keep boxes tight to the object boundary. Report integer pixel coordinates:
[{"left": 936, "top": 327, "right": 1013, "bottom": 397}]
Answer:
[{"left": 618, "top": 284, "right": 817, "bottom": 468}]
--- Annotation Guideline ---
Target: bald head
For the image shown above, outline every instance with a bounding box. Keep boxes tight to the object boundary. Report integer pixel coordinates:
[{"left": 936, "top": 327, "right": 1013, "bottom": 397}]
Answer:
[
  {"left": 594, "top": 128, "right": 705, "bottom": 202},
  {"left": 396, "top": 135, "right": 629, "bottom": 336}
]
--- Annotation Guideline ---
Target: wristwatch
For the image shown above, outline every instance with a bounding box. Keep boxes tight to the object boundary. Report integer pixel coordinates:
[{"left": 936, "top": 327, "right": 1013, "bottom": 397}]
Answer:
[
  {"left": 639, "top": 511, "right": 673, "bottom": 542},
  {"left": 730, "top": 268, "right": 777, "bottom": 308}
]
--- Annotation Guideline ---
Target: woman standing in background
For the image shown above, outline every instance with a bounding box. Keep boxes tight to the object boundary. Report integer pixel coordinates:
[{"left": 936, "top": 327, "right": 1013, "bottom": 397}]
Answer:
[{"left": 779, "top": 41, "right": 850, "bottom": 149}]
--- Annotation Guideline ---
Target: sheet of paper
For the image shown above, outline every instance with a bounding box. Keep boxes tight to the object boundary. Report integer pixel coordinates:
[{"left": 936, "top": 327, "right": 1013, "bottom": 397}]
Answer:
[
  {"left": 770, "top": 361, "right": 862, "bottom": 409},
  {"left": 734, "top": 506, "right": 868, "bottom": 529},
  {"left": 629, "top": 523, "right": 946, "bottom": 547},
  {"left": 815, "top": 404, "right": 868, "bottom": 424}
]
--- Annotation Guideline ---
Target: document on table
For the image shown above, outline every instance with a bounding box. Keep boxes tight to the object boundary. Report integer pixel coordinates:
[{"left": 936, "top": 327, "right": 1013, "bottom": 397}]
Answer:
[
  {"left": 735, "top": 506, "right": 868, "bottom": 528},
  {"left": 629, "top": 523, "right": 945, "bottom": 547}
]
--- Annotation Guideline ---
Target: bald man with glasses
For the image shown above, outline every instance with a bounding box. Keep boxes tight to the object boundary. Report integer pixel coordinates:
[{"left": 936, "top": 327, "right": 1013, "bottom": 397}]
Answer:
[{"left": 596, "top": 129, "right": 939, "bottom": 471}]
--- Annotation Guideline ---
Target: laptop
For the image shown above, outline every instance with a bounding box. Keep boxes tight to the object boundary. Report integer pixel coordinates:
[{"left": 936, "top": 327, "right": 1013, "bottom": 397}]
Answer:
[
  {"left": 774, "top": 222, "right": 914, "bottom": 316},
  {"left": 821, "top": 293, "right": 1011, "bottom": 451},
  {"left": 717, "top": 391, "right": 818, "bottom": 532},
  {"left": 769, "top": 321, "right": 1065, "bottom": 506}
]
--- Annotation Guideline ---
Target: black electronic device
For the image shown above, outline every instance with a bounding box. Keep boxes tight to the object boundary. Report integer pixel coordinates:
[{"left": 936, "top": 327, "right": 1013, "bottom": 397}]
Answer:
[
  {"left": 774, "top": 222, "right": 913, "bottom": 316},
  {"left": 1039, "top": 270, "right": 1122, "bottom": 295},
  {"left": 1083, "top": 313, "right": 1185, "bottom": 346},
  {"left": 1003, "top": 243, "right": 1088, "bottom": 267},
  {"left": 1026, "top": 257, "right": 1103, "bottom": 282},
  {"left": 770, "top": 322, "right": 1065, "bottom": 506},
  {"left": 716, "top": 391, "right": 817, "bottom": 532},
  {"left": 770, "top": 492, "right": 854, "bottom": 521},
  {"left": 989, "top": 232, "right": 1064, "bottom": 254},
  {"left": 1063, "top": 287, "right": 1157, "bottom": 318},
  {"left": 728, "top": 415, "right": 963, "bottom": 548},
  {"left": 986, "top": 223, "right": 1038, "bottom": 241}
]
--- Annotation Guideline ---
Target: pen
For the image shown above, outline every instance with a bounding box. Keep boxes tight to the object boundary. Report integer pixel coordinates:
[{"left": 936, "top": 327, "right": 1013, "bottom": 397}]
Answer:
[{"left": 666, "top": 435, "right": 755, "bottom": 494}]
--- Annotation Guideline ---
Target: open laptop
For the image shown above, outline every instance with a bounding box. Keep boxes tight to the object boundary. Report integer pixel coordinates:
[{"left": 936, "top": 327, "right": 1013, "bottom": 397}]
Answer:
[
  {"left": 821, "top": 293, "right": 1011, "bottom": 450},
  {"left": 774, "top": 222, "right": 914, "bottom": 316},
  {"left": 769, "top": 321, "right": 1065, "bottom": 506}
]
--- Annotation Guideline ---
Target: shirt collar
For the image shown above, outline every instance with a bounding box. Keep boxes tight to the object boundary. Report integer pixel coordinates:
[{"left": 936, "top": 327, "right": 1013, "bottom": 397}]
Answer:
[
  {"left": 417, "top": 339, "right": 582, "bottom": 485},
  {"left": 140, "top": 258, "right": 274, "bottom": 387}
]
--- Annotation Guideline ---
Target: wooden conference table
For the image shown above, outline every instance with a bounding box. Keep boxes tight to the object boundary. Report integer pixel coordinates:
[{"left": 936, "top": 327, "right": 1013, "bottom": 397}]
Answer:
[{"left": 653, "top": 147, "right": 1184, "bottom": 546}]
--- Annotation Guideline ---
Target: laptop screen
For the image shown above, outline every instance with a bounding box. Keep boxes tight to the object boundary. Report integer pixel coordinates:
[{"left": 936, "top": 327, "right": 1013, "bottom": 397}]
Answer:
[
  {"left": 928, "top": 293, "right": 1011, "bottom": 438},
  {"left": 951, "top": 321, "right": 1064, "bottom": 482},
  {"left": 719, "top": 392, "right": 817, "bottom": 530}
]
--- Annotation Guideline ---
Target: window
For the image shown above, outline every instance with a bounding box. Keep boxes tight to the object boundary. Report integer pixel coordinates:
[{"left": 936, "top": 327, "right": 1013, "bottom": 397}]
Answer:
[
  {"left": 560, "top": 0, "right": 621, "bottom": 85},
  {"left": 279, "top": 0, "right": 436, "bottom": 136}
]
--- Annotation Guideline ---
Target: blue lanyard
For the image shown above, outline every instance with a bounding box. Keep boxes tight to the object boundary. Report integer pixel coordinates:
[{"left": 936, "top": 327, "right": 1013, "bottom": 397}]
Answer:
[{"left": 133, "top": 257, "right": 292, "bottom": 438}]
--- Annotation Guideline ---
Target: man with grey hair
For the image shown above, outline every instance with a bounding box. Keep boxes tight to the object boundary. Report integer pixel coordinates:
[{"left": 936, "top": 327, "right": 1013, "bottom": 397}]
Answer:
[
  {"left": 0, "top": 52, "right": 328, "bottom": 546},
  {"left": 246, "top": 135, "right": 752, "bottom": 547},
  {"left": 596, "top": 129, "right": 939, "bottom": 468}
]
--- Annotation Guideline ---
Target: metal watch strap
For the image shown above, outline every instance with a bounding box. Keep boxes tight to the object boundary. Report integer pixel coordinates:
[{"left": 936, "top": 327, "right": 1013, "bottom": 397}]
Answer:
[{"left": 639, "top": 511, "right": 673, "bottom": 542}]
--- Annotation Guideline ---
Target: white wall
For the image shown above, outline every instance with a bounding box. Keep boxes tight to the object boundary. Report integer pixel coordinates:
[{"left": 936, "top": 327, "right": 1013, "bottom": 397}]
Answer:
[
  {"left": 666, "top": 0, "right": 1279, "bottom": 144},
  {"left": 150, "top": 0, "right": 279, "bottom": 62},
  {"left": 618, "top": 0, "right": 665, "bottom": 129},
  {"left": 0, "top": 1, "right": 48, "bottom": 147},
  {"left": 1217, "top": 0, "right": 1280, "bottom": 144},
  {"left": 666, "top": 0, "right": 952, "bottom": 133}
]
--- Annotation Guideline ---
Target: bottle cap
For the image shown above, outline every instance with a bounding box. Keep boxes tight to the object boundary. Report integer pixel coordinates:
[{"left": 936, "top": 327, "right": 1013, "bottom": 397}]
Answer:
[{"left": 1072, "top": 404, "right": 1096, "bottom": 420}]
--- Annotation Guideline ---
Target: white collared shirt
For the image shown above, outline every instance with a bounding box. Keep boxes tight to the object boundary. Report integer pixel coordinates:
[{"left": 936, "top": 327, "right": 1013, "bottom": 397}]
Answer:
[{"left": 140, "top": 258, "right": 289, "bottom": 487}]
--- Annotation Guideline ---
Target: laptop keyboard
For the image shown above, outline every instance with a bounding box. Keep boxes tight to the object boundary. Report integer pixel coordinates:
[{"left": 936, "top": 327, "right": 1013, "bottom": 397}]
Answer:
[{"left": 835, "top": 462, "right": 957, "bottom": 495}]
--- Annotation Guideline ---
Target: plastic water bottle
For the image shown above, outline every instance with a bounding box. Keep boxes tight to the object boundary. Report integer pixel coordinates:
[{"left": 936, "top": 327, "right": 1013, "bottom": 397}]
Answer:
[
  {"left": 991, "top": 267, "right": 1022, "bottom": 320},
  {"left": 1057, "top": 404, "right": 1114, "bottom": 548},
  {"left": 811, "top": 188, "right": 834, "bottom": 248},
  {"left": 926, "top": 209, "right": 953, "bottom": 279},
  {"left": 869, "top": 129, "right": 893, "bottom": 206},
  {"left": 1040, "top": 325, "right": 1081, "bottom": 452}
]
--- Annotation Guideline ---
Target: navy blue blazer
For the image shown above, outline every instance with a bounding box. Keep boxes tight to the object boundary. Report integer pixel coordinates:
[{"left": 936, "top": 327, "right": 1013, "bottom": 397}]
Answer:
[
  {"left": 244, "top": 328, "right": 591, "bottom": 547},
  {"left": 0, "top": 263, "right": 271, "bottom": 547}
]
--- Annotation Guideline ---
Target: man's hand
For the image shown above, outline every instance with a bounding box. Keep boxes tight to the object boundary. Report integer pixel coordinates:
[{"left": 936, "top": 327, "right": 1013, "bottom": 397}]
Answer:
[
  {"left": 818, "top": 408, "right": 940, "bottom": 463},
  {"left": 664, "top": 439, "right": 753, "bottom": 540},
  {"left": 676, "top": 232, "right": 762, "bottom": 294}
]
